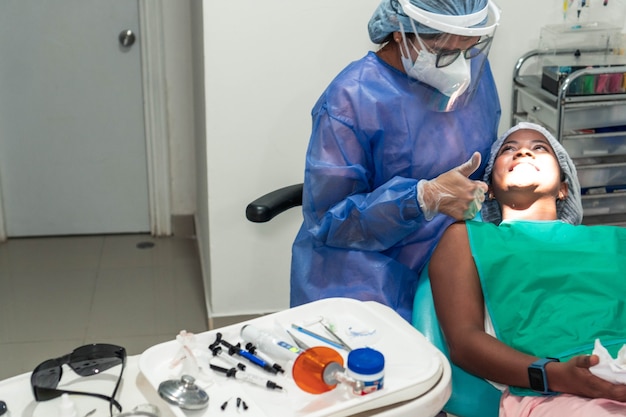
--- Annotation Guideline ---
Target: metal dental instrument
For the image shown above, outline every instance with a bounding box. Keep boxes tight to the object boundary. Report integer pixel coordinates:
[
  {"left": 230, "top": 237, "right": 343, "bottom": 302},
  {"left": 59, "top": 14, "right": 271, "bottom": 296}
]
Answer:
[
  {"left": 285, "top": 329, "right": 311, "bottom": 350},
  {"left": 320, "top": 321, "right": 353, "bottom": 352},
  {"left": 291, "top": 324, "right": 348, "bottom": 351}
]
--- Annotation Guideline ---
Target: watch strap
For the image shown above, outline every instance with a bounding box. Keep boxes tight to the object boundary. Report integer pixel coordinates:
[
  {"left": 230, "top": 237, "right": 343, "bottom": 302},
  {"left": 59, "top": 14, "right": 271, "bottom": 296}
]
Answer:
[{"left": 528, "top": 357, "right": 560, "bottom": 395}]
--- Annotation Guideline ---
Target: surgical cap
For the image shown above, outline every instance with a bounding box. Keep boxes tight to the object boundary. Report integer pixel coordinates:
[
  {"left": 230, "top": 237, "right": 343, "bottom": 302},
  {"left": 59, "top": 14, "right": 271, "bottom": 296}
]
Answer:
[
  {"left": 368, "top": 0, "right": 489, "bottom": 43},
  {"left": 481, "top": 122, "right": 584, "bottom": 225}
]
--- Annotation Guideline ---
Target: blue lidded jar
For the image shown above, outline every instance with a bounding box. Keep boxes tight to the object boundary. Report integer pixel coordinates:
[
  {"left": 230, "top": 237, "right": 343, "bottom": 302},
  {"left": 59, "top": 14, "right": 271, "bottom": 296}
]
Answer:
[{"left": 346, "top": 347, "right": 385, "bottom": 395}]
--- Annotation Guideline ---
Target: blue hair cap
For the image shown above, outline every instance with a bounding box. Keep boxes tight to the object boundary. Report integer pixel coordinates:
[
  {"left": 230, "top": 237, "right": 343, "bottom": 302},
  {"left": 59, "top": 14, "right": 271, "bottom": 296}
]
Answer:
[{"left": 368, "top": 0, "right": 489, "bottom": 43}]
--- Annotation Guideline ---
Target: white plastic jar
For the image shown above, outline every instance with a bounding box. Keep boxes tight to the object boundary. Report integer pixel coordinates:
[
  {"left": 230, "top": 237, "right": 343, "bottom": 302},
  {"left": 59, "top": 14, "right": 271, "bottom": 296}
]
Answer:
[{"left": 346, "top": 347, "right": 385, "bottom": 395}]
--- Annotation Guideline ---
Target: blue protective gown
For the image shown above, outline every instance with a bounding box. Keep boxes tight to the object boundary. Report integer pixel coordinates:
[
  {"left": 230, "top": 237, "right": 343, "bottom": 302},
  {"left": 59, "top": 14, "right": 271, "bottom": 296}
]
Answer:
[{"left": 291, "top": 51, "right": 501, "bottom": 322}]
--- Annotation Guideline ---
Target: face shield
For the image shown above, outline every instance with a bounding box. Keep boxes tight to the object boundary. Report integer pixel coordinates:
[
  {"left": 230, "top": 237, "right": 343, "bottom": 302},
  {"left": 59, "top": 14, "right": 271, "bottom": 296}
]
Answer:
[{"left": 397, "top": 0, "right": 501, "bottom": 112}]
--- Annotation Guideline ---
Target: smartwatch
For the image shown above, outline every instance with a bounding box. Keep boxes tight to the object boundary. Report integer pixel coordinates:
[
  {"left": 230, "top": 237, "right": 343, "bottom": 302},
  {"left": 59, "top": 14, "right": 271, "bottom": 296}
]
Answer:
[{"left": 528, "top": 357, "right": 560, "bottom": 395}]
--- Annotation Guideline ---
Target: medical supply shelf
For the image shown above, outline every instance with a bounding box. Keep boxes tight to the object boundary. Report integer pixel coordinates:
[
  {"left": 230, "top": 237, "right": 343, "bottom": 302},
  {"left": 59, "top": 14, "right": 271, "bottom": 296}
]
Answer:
[{"left": 512, "top": 48, "right": 626, "bottom": 226}]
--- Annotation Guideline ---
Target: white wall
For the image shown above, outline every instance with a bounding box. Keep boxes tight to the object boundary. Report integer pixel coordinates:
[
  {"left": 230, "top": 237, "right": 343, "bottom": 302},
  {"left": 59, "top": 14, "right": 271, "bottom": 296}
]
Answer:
[
  {"left": 197, "top": 0, "right": 615, "bottom": 318},
  {"left": 200, "top": 0, "right": 380, "bottom": 317}
]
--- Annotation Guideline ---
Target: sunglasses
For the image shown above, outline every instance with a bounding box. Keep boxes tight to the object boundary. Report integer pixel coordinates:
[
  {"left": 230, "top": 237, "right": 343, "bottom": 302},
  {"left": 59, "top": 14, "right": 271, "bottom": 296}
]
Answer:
[{"left": 30, "top": 344, "right": 126, "bottom": 416}]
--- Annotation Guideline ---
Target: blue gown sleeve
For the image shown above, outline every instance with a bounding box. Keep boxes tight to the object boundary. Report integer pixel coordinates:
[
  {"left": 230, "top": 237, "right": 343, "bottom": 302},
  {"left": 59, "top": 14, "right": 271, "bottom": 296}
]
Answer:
[{"left": 303, "top": 103, "right": 426, "bottom": 252}]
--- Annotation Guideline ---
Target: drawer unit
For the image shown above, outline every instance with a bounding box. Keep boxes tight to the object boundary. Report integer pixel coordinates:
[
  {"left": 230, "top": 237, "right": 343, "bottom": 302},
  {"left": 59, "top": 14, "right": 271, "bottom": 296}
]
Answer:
[
  {"left": 516, "top": 88, "right": 558, "bottom": 130},
  {"left": 577, "top": 162, "right": 626, "bottom": 191},
  {"left": 562, "top": 131, "right": 626, "bottom": 159},
  {"left": 582, "top": 192, "right": 626, "bottom": 216},
  {"left": 562, "top": 101, "right": 626, "bottom": 131}
]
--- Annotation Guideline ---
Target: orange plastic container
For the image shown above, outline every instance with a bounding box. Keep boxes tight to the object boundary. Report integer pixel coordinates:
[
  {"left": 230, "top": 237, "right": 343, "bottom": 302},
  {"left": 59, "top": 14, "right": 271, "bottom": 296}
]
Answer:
[{"left": 291, "top": 346, "right": 344, "bottom": 394}]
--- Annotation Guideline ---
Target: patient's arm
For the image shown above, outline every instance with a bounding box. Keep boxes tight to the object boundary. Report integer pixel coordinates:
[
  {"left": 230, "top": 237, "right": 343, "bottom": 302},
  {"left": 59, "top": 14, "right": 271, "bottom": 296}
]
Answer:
[
  {"left": 430, "top": 222, "right": 537, "bottom": 388},
  {"left": 429, "top": 222, "right": 626, "bottom": 401}
]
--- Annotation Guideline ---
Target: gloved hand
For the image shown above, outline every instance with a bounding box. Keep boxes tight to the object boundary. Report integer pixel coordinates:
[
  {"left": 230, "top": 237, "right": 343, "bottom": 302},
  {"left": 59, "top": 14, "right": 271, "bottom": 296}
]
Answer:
[{"left": 417, "top": 152, "right": 488, "bottom": 221}]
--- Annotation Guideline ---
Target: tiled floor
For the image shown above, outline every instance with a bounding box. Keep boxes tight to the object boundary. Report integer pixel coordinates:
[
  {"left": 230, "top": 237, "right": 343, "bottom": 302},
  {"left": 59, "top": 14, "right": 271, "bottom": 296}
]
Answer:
[{"left": 0, "top": 232, "right": 210, "bottom": 380}]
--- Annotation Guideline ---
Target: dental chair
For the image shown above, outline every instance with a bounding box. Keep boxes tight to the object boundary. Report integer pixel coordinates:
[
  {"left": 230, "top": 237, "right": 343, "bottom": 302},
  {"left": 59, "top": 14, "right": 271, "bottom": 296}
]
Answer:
[{"left": 246, "top": 184, "right": 502, "bottom": 417}]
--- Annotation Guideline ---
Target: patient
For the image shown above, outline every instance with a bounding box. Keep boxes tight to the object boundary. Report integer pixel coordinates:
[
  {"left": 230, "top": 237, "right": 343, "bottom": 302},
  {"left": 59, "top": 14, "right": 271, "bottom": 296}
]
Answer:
[{"left": 430, "top": 122, "right": 626, "bottom": 416}]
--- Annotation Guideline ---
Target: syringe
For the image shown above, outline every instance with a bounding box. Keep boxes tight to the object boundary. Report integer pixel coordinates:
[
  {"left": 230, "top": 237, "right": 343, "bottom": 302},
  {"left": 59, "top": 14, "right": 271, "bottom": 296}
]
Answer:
[
  {"left": 209, "top": 344, "right": 246, "bottom": 371},
  {"left": 209, "top": 363, "right": 283, "bottom": 391}
]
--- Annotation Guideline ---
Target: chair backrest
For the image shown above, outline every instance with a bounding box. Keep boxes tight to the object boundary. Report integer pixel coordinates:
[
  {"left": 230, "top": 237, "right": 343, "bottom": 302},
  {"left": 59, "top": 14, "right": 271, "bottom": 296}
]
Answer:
[{"left": 412, "top": 266, "right": 502, "bottom": 417}]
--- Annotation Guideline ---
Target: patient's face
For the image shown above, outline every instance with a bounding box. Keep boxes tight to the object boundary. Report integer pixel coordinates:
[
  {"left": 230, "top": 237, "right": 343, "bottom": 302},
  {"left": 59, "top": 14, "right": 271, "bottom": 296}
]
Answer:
[{"left": 491, "top": 129, "right": 562, "bottom": 200}]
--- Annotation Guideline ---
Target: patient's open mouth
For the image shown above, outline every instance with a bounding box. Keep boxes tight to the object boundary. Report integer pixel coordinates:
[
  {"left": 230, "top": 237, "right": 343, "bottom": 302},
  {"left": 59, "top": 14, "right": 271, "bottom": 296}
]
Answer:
[{"left": 510, "top": 162, "right": 538, "bottom": 172}]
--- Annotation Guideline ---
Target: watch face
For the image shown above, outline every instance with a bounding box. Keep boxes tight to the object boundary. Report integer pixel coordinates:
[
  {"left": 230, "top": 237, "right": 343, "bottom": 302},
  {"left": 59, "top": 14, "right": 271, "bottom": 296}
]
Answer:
[{"left": 528, "top": 367, "right": 546, "bottom": 391}]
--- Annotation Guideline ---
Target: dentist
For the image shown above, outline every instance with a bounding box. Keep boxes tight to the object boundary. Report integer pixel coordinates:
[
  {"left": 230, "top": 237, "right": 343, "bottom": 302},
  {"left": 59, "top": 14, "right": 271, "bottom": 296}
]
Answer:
[{"left": 291, "top": 0, "right": 502, "bottom": 322}]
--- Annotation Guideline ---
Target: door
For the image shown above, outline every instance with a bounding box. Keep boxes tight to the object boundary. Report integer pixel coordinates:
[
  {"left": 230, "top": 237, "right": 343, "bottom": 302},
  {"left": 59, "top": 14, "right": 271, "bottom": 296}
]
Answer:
[{"left": 0, "top": 0, "right": 150, "bottom": 237}]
